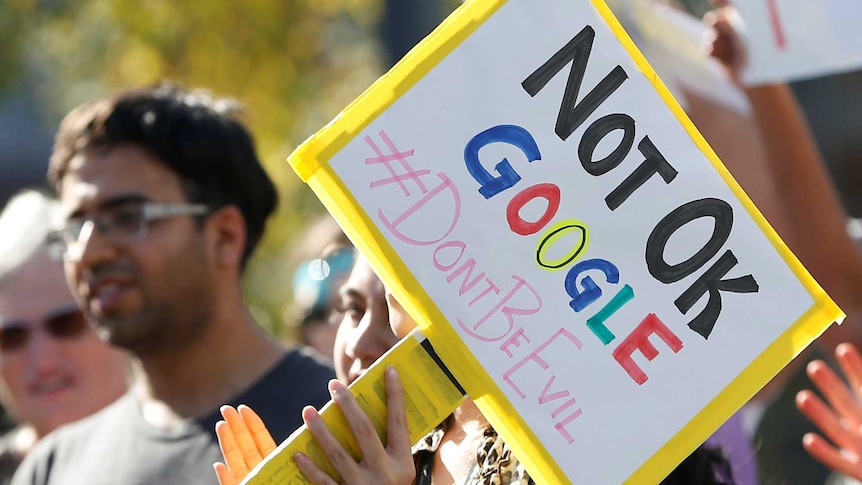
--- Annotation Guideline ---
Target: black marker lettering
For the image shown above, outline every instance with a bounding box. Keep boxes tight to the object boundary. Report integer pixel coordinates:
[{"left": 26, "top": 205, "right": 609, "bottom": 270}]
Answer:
[
  {"left": 606, "top": 136, "right": 677, "bottom": 210},
  {"left": 646, "top": 198, "right": 733, "bottom": 283},
  {"left": 522, "top": 26, "right": 628, "bottom": 141},
  {"left": 579, "top": 113, "right": 636, "bottom": 176},
  {"left": 675, "top": 250, "right": 759, "bottom": 339}
]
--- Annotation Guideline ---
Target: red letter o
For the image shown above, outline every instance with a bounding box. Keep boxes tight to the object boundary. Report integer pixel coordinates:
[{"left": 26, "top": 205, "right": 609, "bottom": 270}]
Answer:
[{"left": 506, "top": 183, "right": 561, "bottom": 236}]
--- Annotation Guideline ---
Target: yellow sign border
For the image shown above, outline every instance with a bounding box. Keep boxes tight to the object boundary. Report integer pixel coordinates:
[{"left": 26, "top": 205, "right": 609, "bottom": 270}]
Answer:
[{"left": 288, "top": 1, "right": 844, "bottom": 483}]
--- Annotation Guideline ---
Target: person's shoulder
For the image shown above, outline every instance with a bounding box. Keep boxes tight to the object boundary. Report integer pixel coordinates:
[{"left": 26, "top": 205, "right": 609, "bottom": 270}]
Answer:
[
  {"left": 240, "top": 345, "right": 334, "bottom": 402},
  {"left": 232, "top": 346, "right": 333, "bottom": 442},
  {"left": 258, "top": 345, "right": 335, "bottom": 387},
  {"left": 11, "top": 393, "right": 134, "bottom": 484},
  {"left": 0, "top": 427, "right": 31, "bottom": 485},
  {"left": 267, "top": 345, "right": 335, "bottom": 395},
  {"left": 40, "top": 393, "right": 130, "bottom": 447},
  {"left": 285, "top": 345, "right": 332, "bottom": 371}
]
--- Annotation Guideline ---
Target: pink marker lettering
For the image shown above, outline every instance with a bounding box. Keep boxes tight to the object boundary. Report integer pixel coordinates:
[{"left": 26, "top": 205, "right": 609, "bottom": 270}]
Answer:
[
  {"left": 456, "top": 275, "right": 541, "bottom": 343},
  {"left": 432, "top": 240, "right": 467, "bottom": 272},
  {"left": 446, "top": 258, "right": 485, "bottom": 296},
  {"left": 500, "top": 327, "right": 530, "bottom": 358},
  {"left": 503, "top": 328, "right": 582, "bottom": 398},
  {"left": 467, "top": 278, "right": 499, "bottom": 307},
  {"left": 555, "top": 408, "right": 583, "bottom": 444},
  {"left": 378, "top": 173, "right": 461, "bottom": 247},
  {"left": 364, "top": 131, "right": 430, "bottom": 196},
  {"left": 539, "top": 375, "right": 570, "bottom": 404}
]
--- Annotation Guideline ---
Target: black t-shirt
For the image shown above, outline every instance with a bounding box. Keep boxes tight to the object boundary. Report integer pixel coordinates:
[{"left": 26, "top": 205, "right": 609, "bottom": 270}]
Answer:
[{"left": 11, "top": 348, "right": 334, "bottom": 485}]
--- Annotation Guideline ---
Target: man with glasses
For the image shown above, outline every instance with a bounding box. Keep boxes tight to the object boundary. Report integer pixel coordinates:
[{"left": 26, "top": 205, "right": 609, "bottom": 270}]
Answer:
[
  {"left": 0, "top": 190, "right": 128, "bottom": 483},
  {"left": 12, "top": 83, "right": 334, "bottom": 484}
]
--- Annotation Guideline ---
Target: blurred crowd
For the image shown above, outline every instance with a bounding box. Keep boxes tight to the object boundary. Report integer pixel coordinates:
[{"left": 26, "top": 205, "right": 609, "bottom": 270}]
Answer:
[{"left": 0, "top": 1, "right": 860, "bottom": 485}]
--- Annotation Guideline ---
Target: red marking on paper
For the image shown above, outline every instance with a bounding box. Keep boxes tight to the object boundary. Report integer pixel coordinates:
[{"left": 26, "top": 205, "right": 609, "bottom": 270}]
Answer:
[{"left": 766, "top": 0, "right": 787, "bottom": 49}]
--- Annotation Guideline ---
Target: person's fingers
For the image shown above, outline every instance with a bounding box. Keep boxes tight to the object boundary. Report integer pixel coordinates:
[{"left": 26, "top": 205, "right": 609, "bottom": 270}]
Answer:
[
  {"left": 807, "top": 360, "right": 862, "bottom": 429},
  {"left": 294, "top": 452, "right": 341, "bottom": 485},
  {"left": 238, "top": 405, "right": 277, "bottom": 457},
  {"left": 797, "top": 390, "right": 858, "bottom": 452},
  {"left": 837, "top": 343, "right": 862, "bottom": 400},
  {"left": 328, "top": 379, "right": 389, "bottom": 471},
  {"left": 222, "top": 405, "right": 265, "bottom": 469},
  {"left": 707, "top": 25, "right": 732, "bottom": 61},
  {"left": 384, "top": 367, "right": 411, "bottom": 455},
  {"left": 382, "top": 367, "right": 416, "bottom": 484},
  {"left": 703, "top": 10, "right": 740, "bottom": 71},
  {"left": 302, "top": 404, "right": 361, "bottom": 479},
  {"left": 802, "top": 432, "right": 862, "bottom": 480},
  {"left": 712, "top": 15, "right": 738, "bottom": 48},
  {"left": 216, "top": 420, "right": 251, "bottom": 479},
  {"left": 723, "top": 8, "right": 747, "bottom": 71},
  {"left": 703, "top": 5, "right": 747, "bottom": 79},
  {"left": 213, "top": 462, "right": 239, "bottom": 485},
  {"left": 703, "top": 9, "right": 718, "bottom": 28}
]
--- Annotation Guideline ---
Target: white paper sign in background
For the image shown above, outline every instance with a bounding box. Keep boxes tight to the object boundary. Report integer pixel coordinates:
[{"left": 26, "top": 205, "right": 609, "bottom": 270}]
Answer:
[{"left": 734, "top": 0, "right": 862, "bottom": 84}]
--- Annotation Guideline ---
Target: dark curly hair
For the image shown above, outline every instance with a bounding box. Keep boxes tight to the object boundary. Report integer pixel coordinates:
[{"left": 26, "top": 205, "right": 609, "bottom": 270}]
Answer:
[{"left": 49, "top": 81, "right": 278, "bottom": 268}]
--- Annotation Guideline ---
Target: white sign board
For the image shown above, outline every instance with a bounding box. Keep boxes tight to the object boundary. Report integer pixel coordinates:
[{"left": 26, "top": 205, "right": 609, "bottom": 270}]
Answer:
[
  {"left": 734, "top": 0, "right": 862, "bottom": 84},
  {"left": 288, "top": 0, "right": 841, "bottom": 483}
]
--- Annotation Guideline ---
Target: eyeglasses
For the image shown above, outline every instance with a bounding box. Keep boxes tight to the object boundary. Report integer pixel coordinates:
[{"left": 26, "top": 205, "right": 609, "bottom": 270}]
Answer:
[
  {"left": 48, "top": 201, "right": 210, "bottom": 259},
  {"left": 0, "top": 308, "right": 90, "bottom": 352}
]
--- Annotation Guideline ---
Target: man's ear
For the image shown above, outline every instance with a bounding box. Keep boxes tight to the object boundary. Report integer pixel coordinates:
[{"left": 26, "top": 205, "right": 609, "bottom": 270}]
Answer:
[{"left": 205, "top": 205, "right": 247, "bottom": 269}]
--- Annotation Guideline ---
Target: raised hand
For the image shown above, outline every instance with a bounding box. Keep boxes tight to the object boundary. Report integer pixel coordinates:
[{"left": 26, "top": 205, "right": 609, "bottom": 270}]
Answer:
[
  {"left": 797, "top": 343, "right": 862, "bottom": 481},
  {"left": 293, "top": 367, "right": 415, "bottom": 485},
  {"left": 214, "top": 404, "right": 278, "bottom": 485},
  {"left": 702, "top": 0, "right": 747, "bottom": 84}
]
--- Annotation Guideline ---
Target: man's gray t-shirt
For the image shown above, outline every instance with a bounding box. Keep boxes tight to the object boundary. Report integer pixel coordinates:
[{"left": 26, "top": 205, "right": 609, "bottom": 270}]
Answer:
[{"left": 11, "top": 348, "right": 334, "bottom": 485}]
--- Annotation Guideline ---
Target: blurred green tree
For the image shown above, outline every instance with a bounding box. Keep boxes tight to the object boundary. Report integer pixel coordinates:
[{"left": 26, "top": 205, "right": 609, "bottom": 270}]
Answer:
[
  {"left": 0, "top": 0, "right": 389, "bottom": 340},
  {"left": 1, "top": 0, "right": 464, "bottom": 341}
]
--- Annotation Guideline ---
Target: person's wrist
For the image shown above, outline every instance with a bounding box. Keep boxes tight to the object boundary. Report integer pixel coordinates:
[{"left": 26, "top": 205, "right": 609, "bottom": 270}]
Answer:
[{"left": 742, "top": 83, "right": 791, "bottom": 103}]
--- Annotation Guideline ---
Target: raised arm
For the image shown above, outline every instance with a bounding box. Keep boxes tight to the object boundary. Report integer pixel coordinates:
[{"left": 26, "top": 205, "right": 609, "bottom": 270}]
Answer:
[
  {"left": 705, "top": 2, "right": 862, "bottom": 349},
  {"left": 796, "top": 343, "right": 862, "bottom": 481}
]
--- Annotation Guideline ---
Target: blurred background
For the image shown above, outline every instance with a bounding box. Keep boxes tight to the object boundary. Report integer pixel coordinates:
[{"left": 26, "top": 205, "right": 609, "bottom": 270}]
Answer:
[{"left": 0, "top": 0, "right": 859, "bottom": 342}]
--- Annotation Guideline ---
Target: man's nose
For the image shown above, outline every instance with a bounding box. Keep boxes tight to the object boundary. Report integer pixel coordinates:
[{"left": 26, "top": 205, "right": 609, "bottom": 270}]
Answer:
[{"left": 65, "top": 220, "right": 118, "bottom": 267}]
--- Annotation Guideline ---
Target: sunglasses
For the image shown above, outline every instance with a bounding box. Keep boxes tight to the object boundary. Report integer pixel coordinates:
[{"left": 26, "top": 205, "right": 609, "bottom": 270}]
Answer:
[{"left": 0, "top": 308, "right": 90, "bottom": 352}]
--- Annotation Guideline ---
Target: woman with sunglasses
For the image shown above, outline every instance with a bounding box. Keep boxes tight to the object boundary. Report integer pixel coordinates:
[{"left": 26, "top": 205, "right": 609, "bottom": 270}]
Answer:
[
  {"left": 0, "top": 190, "right": 128, "bottom": 483},
  {"left": 286, "top": 214, "right": 356, "bottom": 362}
]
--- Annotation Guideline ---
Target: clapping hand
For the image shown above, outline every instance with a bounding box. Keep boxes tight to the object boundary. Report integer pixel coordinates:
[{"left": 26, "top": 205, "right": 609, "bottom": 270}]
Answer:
[
  {"left": 214, "top": 404, "right": 277, "bottom": 485},
  {"left": 797, "top": 343, "right": 862, "bottom": 481}
]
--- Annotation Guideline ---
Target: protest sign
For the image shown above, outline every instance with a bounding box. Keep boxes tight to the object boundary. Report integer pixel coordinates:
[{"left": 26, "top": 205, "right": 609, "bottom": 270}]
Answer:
[
  {"left": 733, "top": 0, "right": 862, "bottom": 84},
  {"left": 255, "top": 0, "right": 843, "bottom": 483}
]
